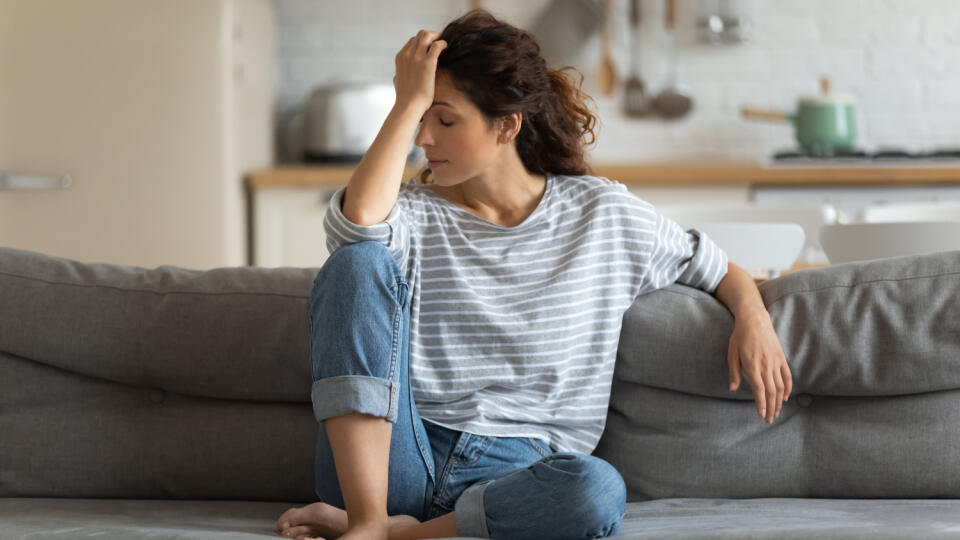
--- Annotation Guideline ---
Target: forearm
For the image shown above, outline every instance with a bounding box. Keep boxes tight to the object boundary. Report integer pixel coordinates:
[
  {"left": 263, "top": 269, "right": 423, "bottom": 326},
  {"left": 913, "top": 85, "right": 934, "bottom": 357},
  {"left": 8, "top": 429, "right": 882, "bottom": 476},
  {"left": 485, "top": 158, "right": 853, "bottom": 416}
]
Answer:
[
  {"left": 714, "top": 262, "right": 768, "bottom": 320},
  {"left": 342, "top": 104, "right": 422, "bottom": 225}
]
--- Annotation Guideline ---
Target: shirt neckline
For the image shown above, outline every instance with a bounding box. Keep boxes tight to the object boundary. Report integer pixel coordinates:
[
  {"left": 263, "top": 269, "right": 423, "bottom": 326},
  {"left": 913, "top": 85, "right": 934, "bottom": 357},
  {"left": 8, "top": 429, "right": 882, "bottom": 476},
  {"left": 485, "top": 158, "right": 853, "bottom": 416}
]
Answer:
[{"left": 423, "top": 173, "right": 554, "bottom": 232}]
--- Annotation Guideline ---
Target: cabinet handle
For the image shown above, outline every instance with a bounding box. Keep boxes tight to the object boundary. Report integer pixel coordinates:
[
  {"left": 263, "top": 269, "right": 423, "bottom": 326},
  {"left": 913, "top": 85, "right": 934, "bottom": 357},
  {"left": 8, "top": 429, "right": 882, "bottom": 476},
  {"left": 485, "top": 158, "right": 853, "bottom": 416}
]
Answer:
[{"left": 0, "top": 172, "right": 73, "bottom": 190}]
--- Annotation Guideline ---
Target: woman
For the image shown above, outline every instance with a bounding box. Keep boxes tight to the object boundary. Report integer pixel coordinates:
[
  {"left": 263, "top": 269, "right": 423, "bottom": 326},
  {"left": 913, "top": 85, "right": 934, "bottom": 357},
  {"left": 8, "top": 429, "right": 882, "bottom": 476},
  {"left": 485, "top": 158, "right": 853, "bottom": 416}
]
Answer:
[{"left": 278, "top": 9, "right": 791, "bottom": 540}]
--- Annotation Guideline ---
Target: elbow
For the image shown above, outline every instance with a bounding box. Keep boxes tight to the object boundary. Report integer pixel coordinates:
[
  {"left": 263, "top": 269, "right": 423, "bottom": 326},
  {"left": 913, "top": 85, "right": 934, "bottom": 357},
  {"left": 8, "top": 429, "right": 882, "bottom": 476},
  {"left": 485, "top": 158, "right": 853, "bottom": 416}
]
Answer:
[{"left": 342, "top": 208, "right": 385, "bottom": 227}]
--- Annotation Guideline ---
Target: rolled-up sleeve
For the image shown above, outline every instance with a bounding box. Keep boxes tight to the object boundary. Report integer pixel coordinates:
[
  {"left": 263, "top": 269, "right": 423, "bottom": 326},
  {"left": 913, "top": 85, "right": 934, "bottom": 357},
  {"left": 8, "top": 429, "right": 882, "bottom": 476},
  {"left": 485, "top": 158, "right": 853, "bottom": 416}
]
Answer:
[
  {"left": 644, "top": 209, "right": 729, "bottom": 294},
  {"left": 323, "top": 186, "right": 411, "bottom": 270}
]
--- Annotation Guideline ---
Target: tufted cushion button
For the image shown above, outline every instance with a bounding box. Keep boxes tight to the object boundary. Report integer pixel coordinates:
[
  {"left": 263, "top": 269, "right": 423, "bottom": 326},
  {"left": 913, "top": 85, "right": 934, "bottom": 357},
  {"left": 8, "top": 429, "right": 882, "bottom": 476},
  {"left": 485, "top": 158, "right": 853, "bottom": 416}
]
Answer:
[
  {"left": 796, "top": 393, "right": 813, "bottom": 408},
  {"left": 150, "top": 389, "right": 166, "bottom": 403}
]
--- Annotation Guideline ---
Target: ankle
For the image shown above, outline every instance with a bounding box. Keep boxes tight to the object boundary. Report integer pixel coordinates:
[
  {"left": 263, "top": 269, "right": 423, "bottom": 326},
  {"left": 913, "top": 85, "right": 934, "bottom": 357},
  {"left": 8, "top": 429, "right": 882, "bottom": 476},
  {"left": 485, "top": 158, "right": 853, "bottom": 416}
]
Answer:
[{"left": 347, "top": 511, "right": 389, "bottom": 528}]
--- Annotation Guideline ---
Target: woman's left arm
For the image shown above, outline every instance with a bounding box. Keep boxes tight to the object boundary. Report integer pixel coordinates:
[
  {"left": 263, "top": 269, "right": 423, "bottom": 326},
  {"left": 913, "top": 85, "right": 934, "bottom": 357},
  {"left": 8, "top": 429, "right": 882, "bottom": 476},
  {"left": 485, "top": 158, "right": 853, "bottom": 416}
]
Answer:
[{"left": 714, "top": 261, "right": 793, "bottom": 424}]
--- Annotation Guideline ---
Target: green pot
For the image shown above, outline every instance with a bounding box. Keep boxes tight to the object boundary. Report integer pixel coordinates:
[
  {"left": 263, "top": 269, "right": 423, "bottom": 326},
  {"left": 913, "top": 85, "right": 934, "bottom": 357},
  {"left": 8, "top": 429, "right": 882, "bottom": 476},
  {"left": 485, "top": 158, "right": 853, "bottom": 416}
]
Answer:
[
  {"left": 742, "top": 79, "right": 858, "bottom": 154},
  {"left": 790, "top": 97, "right": 857, "bottom": 153}
]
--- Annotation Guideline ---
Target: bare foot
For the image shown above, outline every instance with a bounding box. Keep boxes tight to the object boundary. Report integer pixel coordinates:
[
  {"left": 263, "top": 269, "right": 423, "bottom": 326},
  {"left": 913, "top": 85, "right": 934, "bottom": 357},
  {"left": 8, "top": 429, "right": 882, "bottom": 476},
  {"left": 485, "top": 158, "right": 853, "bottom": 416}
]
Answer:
[
  {"left": 276, "top": 503, "right": 420, "bottom": 540},
  {"left": 337, "top": 520, "right": 389, "bottom": 540}
]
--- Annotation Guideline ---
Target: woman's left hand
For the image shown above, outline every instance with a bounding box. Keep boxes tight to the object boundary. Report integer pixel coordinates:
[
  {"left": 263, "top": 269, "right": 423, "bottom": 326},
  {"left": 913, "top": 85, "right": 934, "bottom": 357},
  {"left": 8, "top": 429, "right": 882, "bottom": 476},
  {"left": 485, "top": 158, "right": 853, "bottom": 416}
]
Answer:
[{"left": 727, "top": 309, "right": 792, "bottom": 424}]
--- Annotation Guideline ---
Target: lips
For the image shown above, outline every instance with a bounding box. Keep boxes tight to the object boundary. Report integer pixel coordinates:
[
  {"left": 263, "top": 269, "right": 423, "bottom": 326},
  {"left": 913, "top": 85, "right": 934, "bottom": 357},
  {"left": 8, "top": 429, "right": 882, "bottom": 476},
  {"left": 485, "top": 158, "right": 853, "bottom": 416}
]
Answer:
[{"left": 427, "top": 158, "right": 447, "bottom": 167}]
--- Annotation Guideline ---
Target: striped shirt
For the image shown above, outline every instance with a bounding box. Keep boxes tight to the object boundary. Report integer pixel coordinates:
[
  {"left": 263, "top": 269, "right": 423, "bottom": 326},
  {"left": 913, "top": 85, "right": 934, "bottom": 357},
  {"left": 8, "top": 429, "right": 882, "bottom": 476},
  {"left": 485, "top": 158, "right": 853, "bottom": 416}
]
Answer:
[{"left": 323, "top": 173, "right": 728, "bottom": 454}]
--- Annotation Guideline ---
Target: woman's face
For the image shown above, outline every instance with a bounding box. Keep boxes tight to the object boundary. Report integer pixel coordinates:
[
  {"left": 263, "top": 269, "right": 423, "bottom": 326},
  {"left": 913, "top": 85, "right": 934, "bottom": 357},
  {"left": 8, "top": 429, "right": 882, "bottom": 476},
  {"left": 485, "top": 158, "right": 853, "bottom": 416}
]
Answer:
[{"left": 414, "top": 73, "right": 505, "bottom": 187}]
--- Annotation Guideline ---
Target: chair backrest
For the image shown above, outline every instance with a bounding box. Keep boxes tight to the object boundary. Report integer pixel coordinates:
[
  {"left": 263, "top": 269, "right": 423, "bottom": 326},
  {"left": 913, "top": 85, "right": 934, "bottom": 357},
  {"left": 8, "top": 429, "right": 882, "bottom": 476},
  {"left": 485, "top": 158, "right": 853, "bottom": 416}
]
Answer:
[
  {"left": 690, "top": 222, "right": 806, "bottom": 279},
  {"left": 859, "top": 200, "right": 960, "bottom": 223},
  {"left": 656, "top": 202, "right": 836, "bottom": 263},
  {"left": 820, "top": 221, "right": 960, "bottom": 264}
]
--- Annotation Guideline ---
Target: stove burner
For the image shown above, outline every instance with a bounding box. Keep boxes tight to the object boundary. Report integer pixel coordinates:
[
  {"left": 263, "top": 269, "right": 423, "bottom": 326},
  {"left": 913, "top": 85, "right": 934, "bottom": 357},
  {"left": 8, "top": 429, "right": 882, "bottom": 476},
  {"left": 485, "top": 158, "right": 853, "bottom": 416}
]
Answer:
[{"left": 773, "top": 147, "right": 960, "bottom": 162}]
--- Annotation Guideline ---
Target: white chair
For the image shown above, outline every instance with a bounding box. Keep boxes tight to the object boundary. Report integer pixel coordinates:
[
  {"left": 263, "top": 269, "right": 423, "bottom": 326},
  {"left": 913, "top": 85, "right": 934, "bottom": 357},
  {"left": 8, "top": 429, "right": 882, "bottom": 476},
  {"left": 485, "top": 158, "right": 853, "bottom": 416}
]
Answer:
[
  {"left": 656, "top": 202, "right": 837, "bottom": 264},
  {"left": 859, "top": 200, "right": 960, "bottom": 223},
  {"left": 819, "top": 222, "right": 960, "bottom": 264},
  {"left": 691, "top": 222, "right": 806, "bottom": 279}
]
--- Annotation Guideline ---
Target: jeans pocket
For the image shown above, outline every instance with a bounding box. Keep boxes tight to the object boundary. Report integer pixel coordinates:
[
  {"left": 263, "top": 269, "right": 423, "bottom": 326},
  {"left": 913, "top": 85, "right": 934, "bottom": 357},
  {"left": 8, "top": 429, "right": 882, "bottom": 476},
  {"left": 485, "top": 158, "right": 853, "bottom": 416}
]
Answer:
[
  {"left": 524, "top": 437, "right": 552, "bottom": 459},
  {"left": 459, "top": 434, "right": 494, "bottom": 466}
]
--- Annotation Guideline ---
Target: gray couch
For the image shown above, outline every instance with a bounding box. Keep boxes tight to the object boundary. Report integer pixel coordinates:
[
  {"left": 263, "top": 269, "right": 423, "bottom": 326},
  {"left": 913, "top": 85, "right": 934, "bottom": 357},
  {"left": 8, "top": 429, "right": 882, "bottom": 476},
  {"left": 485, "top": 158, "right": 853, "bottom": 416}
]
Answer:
[{"left": 1, "top": 245, "right": 959, "bottom": 539}]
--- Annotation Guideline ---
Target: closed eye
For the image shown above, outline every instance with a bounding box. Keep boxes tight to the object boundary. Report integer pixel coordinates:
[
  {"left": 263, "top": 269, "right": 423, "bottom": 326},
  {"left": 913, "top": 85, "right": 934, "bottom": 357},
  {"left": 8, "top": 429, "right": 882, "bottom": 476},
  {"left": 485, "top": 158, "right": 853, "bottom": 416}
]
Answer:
[{"left": 419, "top": 116, "right": 453, "bottom": 127}]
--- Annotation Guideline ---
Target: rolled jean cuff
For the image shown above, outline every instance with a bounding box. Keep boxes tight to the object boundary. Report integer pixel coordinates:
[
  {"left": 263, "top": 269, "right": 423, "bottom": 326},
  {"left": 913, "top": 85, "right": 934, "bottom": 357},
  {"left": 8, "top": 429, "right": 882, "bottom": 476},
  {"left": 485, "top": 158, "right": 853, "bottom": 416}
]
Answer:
[
  {"left": 311, "top": 375, "right": 400, "bottom": 423},
  {"left": 454, "top": 479, "right": 493, "bottom": 538}
]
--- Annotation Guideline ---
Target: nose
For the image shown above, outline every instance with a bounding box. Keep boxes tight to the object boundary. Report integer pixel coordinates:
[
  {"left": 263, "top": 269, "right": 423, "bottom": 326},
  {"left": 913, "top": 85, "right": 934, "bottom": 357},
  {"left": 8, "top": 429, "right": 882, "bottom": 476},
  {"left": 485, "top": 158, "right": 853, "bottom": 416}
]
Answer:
[{"left": 414, "top": 123, "right": 433, "bottom": 147}]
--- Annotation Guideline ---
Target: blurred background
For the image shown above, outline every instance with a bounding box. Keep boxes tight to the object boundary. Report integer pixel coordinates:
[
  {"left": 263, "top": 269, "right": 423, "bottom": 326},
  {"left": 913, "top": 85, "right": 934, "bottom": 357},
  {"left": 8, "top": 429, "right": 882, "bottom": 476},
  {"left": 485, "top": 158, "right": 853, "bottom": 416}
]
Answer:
[{"left": 2, "top": 0, "right": 959, "bottom": 274}]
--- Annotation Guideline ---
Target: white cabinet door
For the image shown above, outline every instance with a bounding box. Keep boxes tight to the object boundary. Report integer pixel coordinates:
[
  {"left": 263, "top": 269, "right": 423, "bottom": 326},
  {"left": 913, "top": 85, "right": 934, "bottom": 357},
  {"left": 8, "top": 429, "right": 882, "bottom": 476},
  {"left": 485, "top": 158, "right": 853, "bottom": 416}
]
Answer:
[{"left": 253, "top": 187, "right": 335, "bottom": 268}]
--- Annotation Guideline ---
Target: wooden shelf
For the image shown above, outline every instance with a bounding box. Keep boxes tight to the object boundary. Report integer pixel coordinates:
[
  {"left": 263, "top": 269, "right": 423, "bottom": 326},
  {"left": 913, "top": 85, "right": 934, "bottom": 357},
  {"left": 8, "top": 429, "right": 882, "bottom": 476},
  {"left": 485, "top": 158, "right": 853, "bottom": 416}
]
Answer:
[{"left": 245, "top": 162, "right": 960, "bottom": 190}]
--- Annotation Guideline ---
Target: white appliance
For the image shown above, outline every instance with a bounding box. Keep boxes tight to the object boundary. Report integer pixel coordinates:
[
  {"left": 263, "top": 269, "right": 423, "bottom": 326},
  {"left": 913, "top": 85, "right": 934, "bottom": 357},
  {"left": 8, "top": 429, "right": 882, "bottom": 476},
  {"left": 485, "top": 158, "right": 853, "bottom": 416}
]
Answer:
[{"left": 0, "top": 0, "right": 275, "bottom": 269}]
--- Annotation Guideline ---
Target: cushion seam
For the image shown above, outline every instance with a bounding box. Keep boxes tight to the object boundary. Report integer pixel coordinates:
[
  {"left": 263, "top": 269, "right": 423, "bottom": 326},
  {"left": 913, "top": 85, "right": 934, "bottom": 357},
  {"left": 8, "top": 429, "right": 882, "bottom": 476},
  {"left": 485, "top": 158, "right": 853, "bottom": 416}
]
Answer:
[
  {"left": 0, "top": 348, "right": 306, "bottom": 405},
  {"left": 763, "top": 270, "right": 960, "bottom": 308},
  {"left": 0, "top": 271, "right": 309, "bottom": 299}
]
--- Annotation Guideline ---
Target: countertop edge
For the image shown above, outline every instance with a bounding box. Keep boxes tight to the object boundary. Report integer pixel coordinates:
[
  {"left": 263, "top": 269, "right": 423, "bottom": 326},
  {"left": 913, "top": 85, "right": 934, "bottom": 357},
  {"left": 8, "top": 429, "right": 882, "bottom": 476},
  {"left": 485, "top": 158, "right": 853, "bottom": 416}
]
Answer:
[{"left": 245, "top": 163, "right": 960, "bottom": 190}]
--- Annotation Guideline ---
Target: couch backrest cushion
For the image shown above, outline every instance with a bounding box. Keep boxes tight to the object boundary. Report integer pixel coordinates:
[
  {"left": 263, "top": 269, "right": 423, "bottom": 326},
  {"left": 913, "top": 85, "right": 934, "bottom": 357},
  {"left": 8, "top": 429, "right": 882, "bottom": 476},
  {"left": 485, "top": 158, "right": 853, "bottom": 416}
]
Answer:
[
  {"left": 0, "top": 247, "right": 319, "bottom": 500},
  {"left": 594, "top": 250, "right": 960, "bottom": 500}
]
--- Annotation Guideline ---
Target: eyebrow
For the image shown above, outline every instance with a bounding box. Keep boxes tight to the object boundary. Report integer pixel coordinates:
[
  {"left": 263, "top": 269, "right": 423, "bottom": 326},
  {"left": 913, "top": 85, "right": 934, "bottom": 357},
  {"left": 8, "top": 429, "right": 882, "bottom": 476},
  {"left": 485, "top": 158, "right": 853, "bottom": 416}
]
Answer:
[{"left": 431, "top": 101, "right": 455, "bottom": 109}]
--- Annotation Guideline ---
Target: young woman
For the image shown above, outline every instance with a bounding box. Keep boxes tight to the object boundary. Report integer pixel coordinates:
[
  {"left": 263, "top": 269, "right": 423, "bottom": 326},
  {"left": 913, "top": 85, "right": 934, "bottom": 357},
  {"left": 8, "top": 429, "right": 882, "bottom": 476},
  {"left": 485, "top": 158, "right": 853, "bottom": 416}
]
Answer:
[{"left": 278, "top": 9, "right": 791, "bottom": 540}]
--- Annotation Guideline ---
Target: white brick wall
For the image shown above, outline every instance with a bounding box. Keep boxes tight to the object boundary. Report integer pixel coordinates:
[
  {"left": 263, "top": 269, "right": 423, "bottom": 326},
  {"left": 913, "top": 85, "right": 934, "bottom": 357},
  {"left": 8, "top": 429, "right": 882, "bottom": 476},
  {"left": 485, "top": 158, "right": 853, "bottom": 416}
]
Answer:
[{"left": 274, "top": 0, "right": 960, "bottom": 164}]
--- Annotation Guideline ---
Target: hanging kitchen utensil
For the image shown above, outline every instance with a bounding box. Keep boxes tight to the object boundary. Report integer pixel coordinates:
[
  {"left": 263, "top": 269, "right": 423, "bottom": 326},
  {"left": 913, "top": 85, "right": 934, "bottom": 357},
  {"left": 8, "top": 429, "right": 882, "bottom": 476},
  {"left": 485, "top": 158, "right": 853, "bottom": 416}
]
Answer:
[
  {"left": 652, "top": 0, "right": 693, "bottom": 119},
  {"left": 597, "top": 0, "right": 617, "bottom": 96},
  {"left": 741, "top": 76, "right": 858, "bottom": 155},
  {"left": 624, "top": 0, "right": 651, "bottom": 117}
]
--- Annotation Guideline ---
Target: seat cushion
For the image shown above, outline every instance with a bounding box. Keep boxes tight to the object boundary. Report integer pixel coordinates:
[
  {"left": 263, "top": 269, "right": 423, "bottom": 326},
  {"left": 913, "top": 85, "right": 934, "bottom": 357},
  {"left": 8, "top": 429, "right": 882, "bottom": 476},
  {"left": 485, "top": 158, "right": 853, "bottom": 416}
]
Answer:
[
  {"left": 4, "top": 498, "right": 959, "bottom": 539},
  {"left": 596, "top": 251, "right": 960, "bottom": 500},
  {"left": 0, "top": 498, "right": 301, "bottom": 539},
  {"left": 615, "top": 498, "right": 960, "bottom": 539}
]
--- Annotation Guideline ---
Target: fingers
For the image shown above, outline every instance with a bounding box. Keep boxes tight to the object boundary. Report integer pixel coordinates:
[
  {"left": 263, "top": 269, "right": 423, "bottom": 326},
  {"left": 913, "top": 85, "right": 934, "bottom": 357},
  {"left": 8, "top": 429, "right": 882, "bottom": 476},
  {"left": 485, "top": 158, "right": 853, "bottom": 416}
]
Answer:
[
  {"left": 415, "top": 29, "right": 442, "bottom": 56},
  {"left": 749, "top": 358, "right": 790, "bottom": 424},
  {"left": 772, "top": 362, "right": 785, "bottom": 419},
  {"left": 781, "top": 359, "right": 793, "bottom": 402},
  {"left": 429, "top": 38, "right": 448, "bottom": 58},
  {"left": 763, "top": 368, "right": 777, "bottom": 423},
  {"left": 748, "top": 368, "right": 767, "bottom": 422},
  {"left": 728, "top": 345, "right": 741, "bottom": 391}
]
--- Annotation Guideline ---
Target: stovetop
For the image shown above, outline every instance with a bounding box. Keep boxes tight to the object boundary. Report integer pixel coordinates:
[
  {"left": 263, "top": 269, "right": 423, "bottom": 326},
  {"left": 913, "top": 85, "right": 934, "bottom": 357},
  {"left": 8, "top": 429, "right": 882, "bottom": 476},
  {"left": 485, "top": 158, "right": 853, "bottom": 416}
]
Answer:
[{"left": 772, "top": 147, "right": 960, "bottom": 163}]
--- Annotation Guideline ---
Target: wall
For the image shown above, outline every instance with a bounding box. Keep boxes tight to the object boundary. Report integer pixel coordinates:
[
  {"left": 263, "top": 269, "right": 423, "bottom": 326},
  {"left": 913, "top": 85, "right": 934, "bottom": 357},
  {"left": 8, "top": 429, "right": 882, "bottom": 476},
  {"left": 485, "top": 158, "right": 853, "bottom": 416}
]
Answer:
[{"left": 273, "top": 0, "right": 960, "bottom": 164}]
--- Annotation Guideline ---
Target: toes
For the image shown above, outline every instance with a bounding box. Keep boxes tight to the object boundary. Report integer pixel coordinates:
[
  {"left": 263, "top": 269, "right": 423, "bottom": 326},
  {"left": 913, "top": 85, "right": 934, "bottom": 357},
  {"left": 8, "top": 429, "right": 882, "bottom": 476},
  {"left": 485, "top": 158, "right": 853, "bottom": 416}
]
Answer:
[
  {"left": 280, "top": 525, "right": 312, "bottom": 538},
  {"left": 276, "top": 507, "right": 299, "bottom": 532}
]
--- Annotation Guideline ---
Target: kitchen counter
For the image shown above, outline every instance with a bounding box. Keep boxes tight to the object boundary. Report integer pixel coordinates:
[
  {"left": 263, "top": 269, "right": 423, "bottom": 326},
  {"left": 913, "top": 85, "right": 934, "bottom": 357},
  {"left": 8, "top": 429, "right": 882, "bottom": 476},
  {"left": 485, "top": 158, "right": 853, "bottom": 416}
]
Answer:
[{"left": 245, "top": 161, "right": 960, "bottom": 190}]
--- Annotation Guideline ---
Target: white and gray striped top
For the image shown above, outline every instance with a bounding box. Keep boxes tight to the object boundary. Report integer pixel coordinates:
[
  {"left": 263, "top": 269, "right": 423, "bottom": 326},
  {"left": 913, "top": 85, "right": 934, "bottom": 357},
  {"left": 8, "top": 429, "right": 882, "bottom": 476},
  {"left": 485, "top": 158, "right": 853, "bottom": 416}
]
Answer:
[{"left": 323, "top": 173, "right": 728, "bottom": 454}]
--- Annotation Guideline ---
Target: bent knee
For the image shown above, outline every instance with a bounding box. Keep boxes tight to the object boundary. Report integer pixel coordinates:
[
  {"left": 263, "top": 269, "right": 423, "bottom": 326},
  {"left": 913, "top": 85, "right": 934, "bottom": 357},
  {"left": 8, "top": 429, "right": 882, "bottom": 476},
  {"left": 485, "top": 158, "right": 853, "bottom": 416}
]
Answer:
[
  {"left": 545, "top": 453, "right": 627, "bottom": 533},
  {"left": 313, "top": 241, "right": 401, "bottom": 292}
]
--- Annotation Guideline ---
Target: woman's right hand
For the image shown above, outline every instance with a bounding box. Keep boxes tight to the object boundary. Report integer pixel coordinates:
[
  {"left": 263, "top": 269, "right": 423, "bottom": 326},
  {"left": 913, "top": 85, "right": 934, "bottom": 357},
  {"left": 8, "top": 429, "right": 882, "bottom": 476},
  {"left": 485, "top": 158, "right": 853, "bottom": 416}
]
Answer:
[{"left": 394, "top": 30, "right": 447, "bottom": 114}]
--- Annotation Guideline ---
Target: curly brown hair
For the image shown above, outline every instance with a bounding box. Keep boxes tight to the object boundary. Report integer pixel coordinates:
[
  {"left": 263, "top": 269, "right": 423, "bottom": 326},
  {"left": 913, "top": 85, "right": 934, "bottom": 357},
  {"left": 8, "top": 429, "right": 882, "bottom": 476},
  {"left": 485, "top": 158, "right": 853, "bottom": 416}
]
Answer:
[{"left": 417, "top": 8, "right": 599, "bottom": 184}]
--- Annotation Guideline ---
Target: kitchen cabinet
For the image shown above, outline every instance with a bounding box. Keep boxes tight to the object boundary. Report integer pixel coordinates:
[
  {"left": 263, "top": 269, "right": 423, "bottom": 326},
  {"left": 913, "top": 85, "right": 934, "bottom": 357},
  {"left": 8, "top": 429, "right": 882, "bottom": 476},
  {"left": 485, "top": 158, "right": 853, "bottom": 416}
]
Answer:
[
  {"left": 250, "top": 186, "right": 334, "bottom": 269},
  {"left": 246, "top": 162, "right": 960, "bottom": 268}
]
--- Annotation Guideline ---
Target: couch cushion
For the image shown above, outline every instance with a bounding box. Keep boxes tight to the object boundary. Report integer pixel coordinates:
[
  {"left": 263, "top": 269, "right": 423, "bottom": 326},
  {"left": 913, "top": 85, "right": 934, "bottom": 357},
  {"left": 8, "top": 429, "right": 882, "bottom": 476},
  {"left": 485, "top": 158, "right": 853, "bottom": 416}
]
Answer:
[
  {"left": 0, "top": 246, "right": 318, "bottom": 402},
  {"left": 0, "top": 247, "right": 318, "bottom": 500},
  {"left": 0, "top": 498, "right": 302, "bottom": 539},
  {"left": 615, "top": 498, "right": 960, "bottom": 539},
  {"left": 4, "top": 498, "right": 960, "bottom": 540},
  {"left": 595, "top": 251, "right": 960, "bottom": 500}
]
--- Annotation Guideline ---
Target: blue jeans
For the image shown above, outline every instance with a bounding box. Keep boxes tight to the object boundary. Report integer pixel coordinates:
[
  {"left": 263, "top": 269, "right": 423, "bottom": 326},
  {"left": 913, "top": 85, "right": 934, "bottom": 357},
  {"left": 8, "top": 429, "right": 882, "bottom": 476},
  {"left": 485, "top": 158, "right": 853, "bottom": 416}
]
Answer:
[{"left": 309, "top": 241, "right": 626, "bottom": 539}]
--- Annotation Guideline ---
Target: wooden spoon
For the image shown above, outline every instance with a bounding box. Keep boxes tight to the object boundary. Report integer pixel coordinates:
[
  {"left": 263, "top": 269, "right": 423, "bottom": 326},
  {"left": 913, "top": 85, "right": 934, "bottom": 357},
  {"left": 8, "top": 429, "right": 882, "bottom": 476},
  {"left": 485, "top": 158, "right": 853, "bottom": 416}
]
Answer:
[{"left": 597, "top": 0, "right": 617, "bottom": 96}]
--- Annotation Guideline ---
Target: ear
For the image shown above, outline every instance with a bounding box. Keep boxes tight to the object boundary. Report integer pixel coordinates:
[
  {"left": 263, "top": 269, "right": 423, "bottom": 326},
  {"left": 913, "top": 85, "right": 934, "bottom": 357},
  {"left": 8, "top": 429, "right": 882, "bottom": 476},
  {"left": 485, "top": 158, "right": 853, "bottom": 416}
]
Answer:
[{"left": 497, "top": 112, "right": 523, "bottom": 144}]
